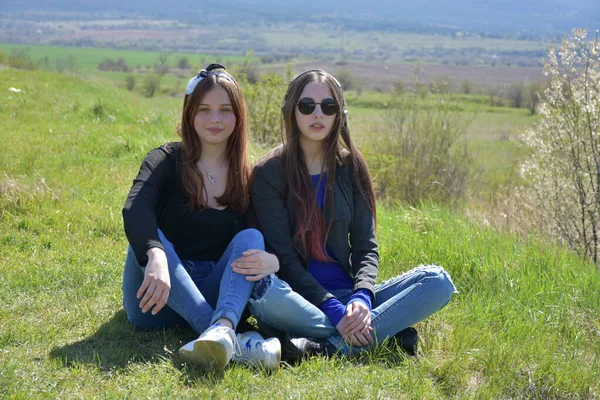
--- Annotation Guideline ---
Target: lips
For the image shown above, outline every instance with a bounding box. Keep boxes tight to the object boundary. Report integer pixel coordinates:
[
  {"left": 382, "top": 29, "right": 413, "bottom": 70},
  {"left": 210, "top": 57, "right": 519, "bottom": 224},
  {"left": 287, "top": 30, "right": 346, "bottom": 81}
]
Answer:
[
  {"left": 207, "top": 127, "right": 223, "bottom": 134},
  {"left": 310, "top": 123, "right": 325, "bottom": 129}
]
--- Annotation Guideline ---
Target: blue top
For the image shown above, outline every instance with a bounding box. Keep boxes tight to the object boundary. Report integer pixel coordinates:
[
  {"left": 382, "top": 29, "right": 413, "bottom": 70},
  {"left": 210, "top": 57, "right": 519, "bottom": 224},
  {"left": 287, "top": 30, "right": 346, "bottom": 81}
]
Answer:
[{"left": 308, "top": 173, "right": 372, "bottom": 327}]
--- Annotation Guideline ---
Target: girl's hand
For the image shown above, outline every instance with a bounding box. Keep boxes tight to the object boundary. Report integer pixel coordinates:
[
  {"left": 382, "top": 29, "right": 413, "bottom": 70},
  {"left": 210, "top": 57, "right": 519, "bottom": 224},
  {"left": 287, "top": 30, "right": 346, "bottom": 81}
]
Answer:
[
  {"left": 232, "top": 250, "right": 279, "bottom": 281},
  {"left": 137, "top": 248, "right": 171, "bottom": 315},
  {"left": 343, "top": 302, "right": 374, "bottom": 345},
  {"left": 336, "top": 314, "right": 373, "bottom": 347}
]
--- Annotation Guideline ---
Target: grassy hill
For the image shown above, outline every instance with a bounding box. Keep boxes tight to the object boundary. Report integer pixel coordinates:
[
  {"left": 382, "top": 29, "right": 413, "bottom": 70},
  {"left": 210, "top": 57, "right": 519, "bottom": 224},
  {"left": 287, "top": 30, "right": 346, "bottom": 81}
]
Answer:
[{"left": 0, "top": 68, "right": 598, "bottom": 398}]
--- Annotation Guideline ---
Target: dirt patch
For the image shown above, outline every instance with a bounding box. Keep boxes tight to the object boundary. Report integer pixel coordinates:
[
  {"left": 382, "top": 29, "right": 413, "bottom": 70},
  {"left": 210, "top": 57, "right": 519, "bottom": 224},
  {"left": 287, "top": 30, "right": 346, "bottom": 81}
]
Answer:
[{"left": 260, "top": 61, "right": 547, "bottom": 91}]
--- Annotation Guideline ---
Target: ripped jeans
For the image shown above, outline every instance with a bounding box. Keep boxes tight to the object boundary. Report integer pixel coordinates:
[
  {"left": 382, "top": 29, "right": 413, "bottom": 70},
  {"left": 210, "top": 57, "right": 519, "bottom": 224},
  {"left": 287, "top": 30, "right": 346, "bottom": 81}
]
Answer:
[{"left": 248, "top": 265, "right": 458, "bottom": 355}]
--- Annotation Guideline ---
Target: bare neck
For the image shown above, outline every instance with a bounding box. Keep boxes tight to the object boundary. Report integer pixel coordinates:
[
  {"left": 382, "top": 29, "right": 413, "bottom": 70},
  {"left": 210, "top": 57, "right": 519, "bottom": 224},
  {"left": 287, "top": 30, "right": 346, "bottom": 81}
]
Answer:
[
  {"left": 300, "top": 140, "right": 325, "bottom": 175},
  {"left": 199, "top": 143, "right": 227, "bottom": 168}
]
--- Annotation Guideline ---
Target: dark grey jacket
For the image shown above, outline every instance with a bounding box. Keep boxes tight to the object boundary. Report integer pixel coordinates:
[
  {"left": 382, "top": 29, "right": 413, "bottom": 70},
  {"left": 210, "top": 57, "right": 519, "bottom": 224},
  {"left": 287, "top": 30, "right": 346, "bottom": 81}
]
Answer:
[{"left": 252, "top": 149, "right": 379, "bottom": 306}]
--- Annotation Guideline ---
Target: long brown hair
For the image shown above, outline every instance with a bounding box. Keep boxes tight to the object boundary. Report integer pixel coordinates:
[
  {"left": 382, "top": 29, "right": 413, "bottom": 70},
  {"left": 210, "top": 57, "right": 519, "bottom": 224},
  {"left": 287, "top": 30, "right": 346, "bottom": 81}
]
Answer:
[
  {"left": 177, "top": 69, "right": 250, "bottom": 212},
  {"left": 280, "top": 69, "right": 376, "bottom": 262}
]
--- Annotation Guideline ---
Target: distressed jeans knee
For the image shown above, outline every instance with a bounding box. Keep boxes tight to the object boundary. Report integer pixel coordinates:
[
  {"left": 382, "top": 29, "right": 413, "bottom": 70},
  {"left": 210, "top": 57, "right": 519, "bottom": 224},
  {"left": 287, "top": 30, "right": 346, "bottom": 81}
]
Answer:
[
  {"left": 248, "top": 275, "right": 336, "bottom": 339},
  {"left": 250, "top": 274, "right": 273, "bottom": 301}
]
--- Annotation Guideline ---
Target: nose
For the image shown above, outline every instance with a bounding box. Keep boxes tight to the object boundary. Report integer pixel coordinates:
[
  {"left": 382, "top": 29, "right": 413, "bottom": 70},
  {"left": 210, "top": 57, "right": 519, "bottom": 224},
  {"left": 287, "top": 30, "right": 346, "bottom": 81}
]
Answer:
[
  {"left": 313, "top": 105, "right": 324, "bottom": 119},
  {"left": 209, "top": 111, "right": 221, "bottom": 123}
]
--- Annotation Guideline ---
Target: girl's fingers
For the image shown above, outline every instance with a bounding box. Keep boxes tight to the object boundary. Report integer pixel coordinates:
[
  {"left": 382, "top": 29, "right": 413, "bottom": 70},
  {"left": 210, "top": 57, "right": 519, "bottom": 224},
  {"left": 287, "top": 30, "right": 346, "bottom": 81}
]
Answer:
[
  {"left": 242, "top": 249, "right": 262, "bottom": 256},
  {"left": 245, "top": 274, "right": 266, "bottom": 282},
  {"left": 136, "top": 278, "right": 150, "bottom": 299},
  {"left": 152, "top": 288, "right": 169, "bottom": 315},
  {"left": 139, "top": 282, "right": 156, "bottom": 309},
  {"left": 354, "top": 333, "right": 372, "bottom": 346}
]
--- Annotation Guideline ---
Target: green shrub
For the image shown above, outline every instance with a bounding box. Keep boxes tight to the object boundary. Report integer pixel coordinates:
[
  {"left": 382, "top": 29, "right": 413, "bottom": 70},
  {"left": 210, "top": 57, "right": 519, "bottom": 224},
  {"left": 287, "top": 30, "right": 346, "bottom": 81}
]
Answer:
[
  {"left": 236, "top": 63, "right": 291, "bottom": 147},
  {"left": 7, "top": 49, "right": 36, "bottom": 70},
  {"left": 142, "top": 74, "right": 161, "bottom": 98},
  {"left": 334, "top": 68, "right": 360, "bottom": 92},
  {"left": 365, "top": 86, "right": 472, "bottom": 206},
  {"left": 97, "top": 57, "right": 129, "bottom": 72},
  {"left": 125, "top": 75, "right": 136, "bottom": 91}
]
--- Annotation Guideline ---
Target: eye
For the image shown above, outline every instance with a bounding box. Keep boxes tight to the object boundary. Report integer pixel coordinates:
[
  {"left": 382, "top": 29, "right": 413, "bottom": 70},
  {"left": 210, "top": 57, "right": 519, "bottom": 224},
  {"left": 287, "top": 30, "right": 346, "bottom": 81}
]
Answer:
[
  {"left": 220, "top": 107, "right": 233, "bottom": 113},
  {"left": 197, "top": 107, "right": 210, "bottom": 113}
]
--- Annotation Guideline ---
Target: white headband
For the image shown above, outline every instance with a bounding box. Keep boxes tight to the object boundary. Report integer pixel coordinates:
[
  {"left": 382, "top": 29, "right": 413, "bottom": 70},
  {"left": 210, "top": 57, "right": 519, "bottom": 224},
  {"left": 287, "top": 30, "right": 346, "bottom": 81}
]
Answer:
[{"left": 185, "top": 63, "right": 238, "bottom": 95}]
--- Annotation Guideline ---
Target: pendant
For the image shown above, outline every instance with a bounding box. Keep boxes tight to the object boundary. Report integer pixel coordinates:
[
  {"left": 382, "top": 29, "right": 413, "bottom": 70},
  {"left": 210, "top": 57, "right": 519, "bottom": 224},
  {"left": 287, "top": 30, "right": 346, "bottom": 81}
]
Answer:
[{"left": 207, "top": 172, "right": 216, "bottom": 185}]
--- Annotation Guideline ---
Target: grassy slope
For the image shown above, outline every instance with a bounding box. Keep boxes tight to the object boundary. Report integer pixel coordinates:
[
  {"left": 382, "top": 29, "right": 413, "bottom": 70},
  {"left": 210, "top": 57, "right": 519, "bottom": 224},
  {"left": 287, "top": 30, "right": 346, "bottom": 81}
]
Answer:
[{"left": 0, "top": 69, "right": 598, "bottom": 398}]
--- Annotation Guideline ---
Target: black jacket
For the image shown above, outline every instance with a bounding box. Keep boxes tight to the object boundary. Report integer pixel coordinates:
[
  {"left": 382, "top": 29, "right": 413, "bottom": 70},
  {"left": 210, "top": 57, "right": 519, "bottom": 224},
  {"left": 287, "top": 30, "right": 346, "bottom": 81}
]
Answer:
[{"left": 252, "top": 148, "right": 379, "bottom": 306}]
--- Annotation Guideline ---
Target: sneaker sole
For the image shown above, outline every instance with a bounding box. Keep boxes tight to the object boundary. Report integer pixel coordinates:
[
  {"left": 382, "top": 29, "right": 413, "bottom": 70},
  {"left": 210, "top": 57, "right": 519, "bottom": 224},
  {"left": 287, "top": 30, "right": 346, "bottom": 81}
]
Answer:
[{"left": 179, "top": 339, "right": 229, "bottom": 370}]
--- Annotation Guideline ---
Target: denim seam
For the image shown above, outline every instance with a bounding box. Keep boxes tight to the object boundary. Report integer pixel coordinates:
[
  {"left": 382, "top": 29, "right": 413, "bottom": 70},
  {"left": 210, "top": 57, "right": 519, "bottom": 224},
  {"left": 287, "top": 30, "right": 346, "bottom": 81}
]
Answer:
[
  {"left": 212, "top": 240, "right": 242, "bottom": 327},
  {"left": 378, "top": 265, "right": 458, "bottom": 294}
]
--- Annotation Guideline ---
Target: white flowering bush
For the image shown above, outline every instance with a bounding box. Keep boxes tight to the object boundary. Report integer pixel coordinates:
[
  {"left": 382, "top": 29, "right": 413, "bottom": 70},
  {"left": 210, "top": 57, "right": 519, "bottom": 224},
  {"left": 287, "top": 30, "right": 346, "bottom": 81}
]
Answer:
[{"left": 521, "top": 29, "right": 600, "bottom": 263}]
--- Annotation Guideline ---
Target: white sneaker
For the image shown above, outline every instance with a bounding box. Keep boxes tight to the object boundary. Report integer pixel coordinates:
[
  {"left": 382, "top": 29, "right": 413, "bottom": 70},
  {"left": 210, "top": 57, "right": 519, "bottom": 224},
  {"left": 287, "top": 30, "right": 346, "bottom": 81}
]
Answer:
[
  {"left": 233, "top": 331, "right": 281, "bottom": 370},
  {"left": 178, "top": 324, "right": 236, "bottom": 370}
]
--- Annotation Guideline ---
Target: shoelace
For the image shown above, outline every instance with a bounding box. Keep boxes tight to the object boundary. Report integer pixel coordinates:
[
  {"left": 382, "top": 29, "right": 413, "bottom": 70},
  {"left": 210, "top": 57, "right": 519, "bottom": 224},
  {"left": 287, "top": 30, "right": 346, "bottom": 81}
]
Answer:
[{"left": 233, "top": 334, "right": 243, "bottom": 358}]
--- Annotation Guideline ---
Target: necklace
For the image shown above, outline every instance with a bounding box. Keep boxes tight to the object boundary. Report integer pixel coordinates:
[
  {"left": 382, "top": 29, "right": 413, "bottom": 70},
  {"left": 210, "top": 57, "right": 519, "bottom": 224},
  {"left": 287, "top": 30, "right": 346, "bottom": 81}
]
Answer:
[{"left": 198, "top": 162, "right": 223, "bottom": 185}]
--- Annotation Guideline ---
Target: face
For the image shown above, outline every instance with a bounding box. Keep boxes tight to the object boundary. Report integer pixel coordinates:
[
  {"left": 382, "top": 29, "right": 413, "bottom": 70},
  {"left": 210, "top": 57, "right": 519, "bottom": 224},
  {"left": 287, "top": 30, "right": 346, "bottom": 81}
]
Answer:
[
  {"left": 294, "top": 81, "right": 337, "bottom": 146},
  {"left": 193, "top": 86, "right": 236, "bottom": 147}
]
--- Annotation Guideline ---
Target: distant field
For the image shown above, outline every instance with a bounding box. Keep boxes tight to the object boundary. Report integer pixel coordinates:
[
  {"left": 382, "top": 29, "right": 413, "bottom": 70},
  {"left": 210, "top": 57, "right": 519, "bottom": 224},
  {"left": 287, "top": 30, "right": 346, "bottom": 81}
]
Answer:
[
  {"left": 0, "top": 43, "right": 251, "bottom": 73},
  {"left": 262, "top": 61, "right": 548, "bottom": 92},
  {"left": 261, "top": 29, "right": 552, "bottom": 53},
  {"left": 0, "top": 43, "right": 550, "bottom": 96},
  {"left": 0, "top": 15, "right": 557, "bottom": 66}
]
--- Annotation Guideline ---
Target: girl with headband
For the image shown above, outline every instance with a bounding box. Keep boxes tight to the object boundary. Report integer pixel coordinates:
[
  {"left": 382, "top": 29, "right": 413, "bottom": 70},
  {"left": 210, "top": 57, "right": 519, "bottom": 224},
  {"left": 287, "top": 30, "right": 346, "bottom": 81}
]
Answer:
[
  {"left": 122, "top": 64, "right": 281, "bottom": 370},
  {"left": 247, "top": 69, "right": 458, "bottom": 357}
]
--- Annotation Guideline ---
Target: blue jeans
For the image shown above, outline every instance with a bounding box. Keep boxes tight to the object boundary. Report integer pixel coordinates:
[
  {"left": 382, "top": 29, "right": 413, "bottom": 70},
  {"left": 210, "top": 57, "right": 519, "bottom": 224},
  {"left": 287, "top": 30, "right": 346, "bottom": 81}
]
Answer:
[
  {"left": 248, "top": 264, "right": 457, "bottom": 355},
  {"left": 122, "top": 228, "right": 264, "bottom": 334}
]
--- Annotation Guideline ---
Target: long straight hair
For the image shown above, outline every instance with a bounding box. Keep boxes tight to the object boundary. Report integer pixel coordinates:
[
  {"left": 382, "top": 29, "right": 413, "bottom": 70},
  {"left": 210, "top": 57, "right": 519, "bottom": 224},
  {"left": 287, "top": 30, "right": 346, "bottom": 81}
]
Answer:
[
  {"left": 280, "top": 69, "right": 376, "bottom": 262},
  {"left": 177, "top": 72, "right": 250, "bottom": 212}
]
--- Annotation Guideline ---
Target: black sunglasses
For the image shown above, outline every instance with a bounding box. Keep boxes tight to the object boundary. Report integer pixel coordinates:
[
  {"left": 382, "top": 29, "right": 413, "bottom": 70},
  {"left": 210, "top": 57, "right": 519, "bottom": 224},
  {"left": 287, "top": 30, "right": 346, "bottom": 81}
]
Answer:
[{"left": 297, "top": 97, "right": 338, "bottom": 116}]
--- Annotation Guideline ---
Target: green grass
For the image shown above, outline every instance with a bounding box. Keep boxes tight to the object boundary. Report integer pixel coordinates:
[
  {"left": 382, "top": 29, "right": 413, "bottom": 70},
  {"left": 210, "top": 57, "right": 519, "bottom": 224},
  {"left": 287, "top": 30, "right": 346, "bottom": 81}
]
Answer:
[
  {"left": 0, "top": 43, "right": 251, "bottom": 73},
  {"left": 1, "top": 68, "right": 598, "bottom": 398}
]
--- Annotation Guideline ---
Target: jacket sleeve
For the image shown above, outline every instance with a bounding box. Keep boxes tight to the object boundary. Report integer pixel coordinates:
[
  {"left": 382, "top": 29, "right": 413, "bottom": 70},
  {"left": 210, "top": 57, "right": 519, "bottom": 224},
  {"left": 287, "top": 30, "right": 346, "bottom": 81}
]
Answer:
[
  {"left": 349, "top": 167, "right": 379, "bottom": 298},
  {"left": 122, "top": 147, "right": 171, "bottom": 266},
  {"left": 252, "top": 163, "right": 334, "bottom": 306}
]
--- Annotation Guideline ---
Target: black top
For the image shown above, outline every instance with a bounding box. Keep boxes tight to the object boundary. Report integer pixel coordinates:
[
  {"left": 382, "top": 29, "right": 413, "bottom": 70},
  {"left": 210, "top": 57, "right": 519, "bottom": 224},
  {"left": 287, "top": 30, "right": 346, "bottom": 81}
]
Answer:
[{"left": 122, "top": 142, "right": 245, "bottom": 266}]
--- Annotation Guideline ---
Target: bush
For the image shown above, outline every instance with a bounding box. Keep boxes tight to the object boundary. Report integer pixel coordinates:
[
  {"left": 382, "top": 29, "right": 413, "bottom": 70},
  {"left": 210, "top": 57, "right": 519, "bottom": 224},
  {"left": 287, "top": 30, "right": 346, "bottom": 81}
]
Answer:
[
  {"left": 430, "top": 76, "right": 454, "bottom": 94},
  {"left": 459, "top": 79, "right": 474, "bottom": 94},
  {"left": 153, "top": 53, "right": 170, "bottom": 76},
  {"left": 7, "top": 49, "right": 36, "bottom": 70},
  {"left": 334, "top": 68, "right": 359, "bottom": 92},
  {"left": 125, "top": 75, "right": 136, "bottom": 91},
  {"left": 365, "top": 85, "right": 471, "bottom": 206},
  {"left": 240, "top": 71, "right": 288, "bottom": 146},
  {"left": 520, "top": 29, "right": 600, "bottom": 263},
  {"left": 507, "top": 82, "right": 525, "bottom": 108},
  {"left": 177, "top": 56, "right": 191, "bottom": 70},
  {"left": 142, "top": 74, "right": 161, "bottom": 98},
  {"left": 525, "top": 81, "right": 543, "bottom": 115},
  {"left": 97, "top": 58, "right": 129, "bottom": 72}
]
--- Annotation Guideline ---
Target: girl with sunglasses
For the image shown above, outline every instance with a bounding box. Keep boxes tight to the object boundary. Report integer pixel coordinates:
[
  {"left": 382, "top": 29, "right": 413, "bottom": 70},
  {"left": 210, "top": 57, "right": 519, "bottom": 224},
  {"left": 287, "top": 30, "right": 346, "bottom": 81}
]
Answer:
[
  {"left": 248, "top": 69, "right": 457, "bottom": 356},
  {"left": 122, "top": 64, "right": 281, "bottom": 370}
]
